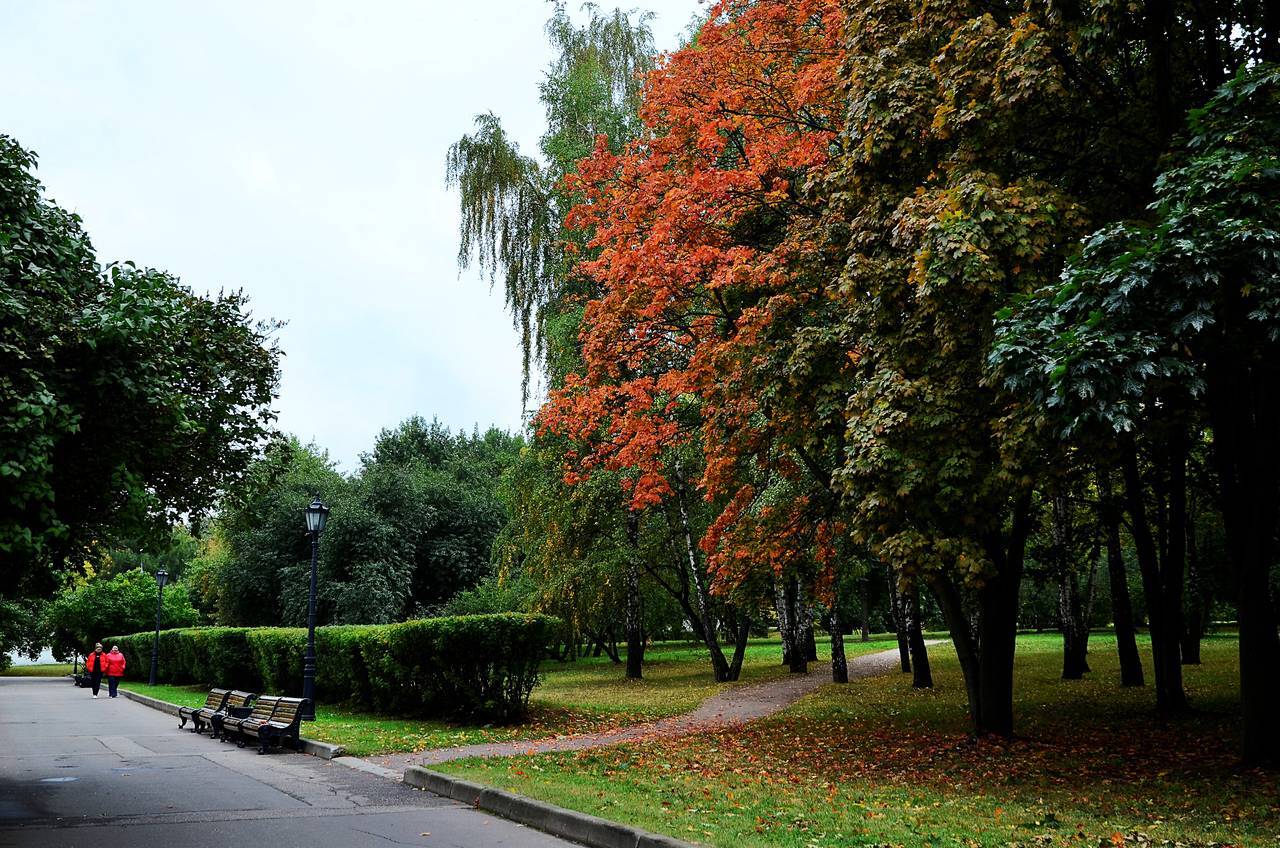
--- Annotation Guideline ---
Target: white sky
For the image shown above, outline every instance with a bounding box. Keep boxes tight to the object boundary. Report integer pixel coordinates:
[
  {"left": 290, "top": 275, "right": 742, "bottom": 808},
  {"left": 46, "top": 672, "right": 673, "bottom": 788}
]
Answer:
[{"left": 2, "top": 1, "right": 700, "bottom": 469}]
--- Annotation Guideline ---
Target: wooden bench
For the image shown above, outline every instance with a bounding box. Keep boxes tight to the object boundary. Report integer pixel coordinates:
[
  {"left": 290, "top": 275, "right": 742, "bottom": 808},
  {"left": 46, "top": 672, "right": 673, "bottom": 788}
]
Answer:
[
  {"left": 178, "top": 688, "right": 229, "bottom": 731},
  {"left": 206, "top": 690, "right": 257, "bottom": 739},
  {"left": 219, "top": 695, "right": 279, "bottom": 744},
  {"left": 236, "top": 696, "right": 309, "bottom": 754}
]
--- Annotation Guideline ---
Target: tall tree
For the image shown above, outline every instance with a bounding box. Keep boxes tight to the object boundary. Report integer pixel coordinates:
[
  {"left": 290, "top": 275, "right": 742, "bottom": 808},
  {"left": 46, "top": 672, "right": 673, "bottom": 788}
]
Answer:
[
  {"left": 0, "top": 134, "right": 281, "bottom": 609},
  {"left": 994, "top": 64, "right": 1280, "bottom": 764}
]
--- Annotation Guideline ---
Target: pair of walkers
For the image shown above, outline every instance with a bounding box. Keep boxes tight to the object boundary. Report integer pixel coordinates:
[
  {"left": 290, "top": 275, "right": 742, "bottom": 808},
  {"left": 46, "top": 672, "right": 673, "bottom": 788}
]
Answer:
[{"left": 83, "top": 643, "right": 126, "bottom": 698}]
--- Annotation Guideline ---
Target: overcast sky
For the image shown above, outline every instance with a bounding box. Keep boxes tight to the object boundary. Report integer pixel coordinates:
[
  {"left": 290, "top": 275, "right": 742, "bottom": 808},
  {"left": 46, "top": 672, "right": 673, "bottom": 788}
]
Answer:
[{"left": 2, "top": 1, "right": 699, "bottom": 469}]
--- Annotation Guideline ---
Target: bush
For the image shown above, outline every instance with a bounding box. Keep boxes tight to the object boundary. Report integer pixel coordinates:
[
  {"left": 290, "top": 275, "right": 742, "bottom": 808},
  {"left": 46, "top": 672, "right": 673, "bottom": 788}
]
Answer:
[{"left": 104, "top": 613, "right": 559, "bottom": 720}]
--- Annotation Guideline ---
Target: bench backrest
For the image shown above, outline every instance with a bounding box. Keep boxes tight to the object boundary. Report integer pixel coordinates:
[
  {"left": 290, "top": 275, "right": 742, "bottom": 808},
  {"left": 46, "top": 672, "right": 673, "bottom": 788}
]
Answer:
[
  {"left": 225, "top": 691, "right": 256, "bottom": 710},
  {"left": 245, "top": 695, "right": 280, "bottom": 722},
  {"left": 202, "top": 688, "right": 230, "bottom": 710},
  {"left": 270, "top": 697, "right": 307, "bottom": 726}
]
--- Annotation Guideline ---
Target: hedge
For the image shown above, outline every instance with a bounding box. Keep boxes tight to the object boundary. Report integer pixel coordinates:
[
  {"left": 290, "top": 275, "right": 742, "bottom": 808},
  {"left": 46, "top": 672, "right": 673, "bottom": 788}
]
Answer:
[{"left": 105, "top": 613, "right": 560, "bottom": 721}]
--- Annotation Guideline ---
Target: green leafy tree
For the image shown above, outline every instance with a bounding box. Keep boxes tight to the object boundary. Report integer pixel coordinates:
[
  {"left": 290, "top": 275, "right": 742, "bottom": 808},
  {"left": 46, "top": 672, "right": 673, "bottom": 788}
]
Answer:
[
  {"left": 0, "top": 600, "right": 44, "bottom": 672},
  {"left": 44, "top": 570, "right": 199, "bottom": 661},
  {"left": 993, "top": 65, "right": 1280, "bottom": 763},
  {"left": 212, "top": 424, "right": 521, "bottom": 626},
  {"left": 446, "top": 2, "right": 654, "bottom": 401},
  {"left": 0, "top": 134, "right": 281, "bottom": 605},
  {"left": 217, "top": 439, "right": 346, "bottom": 625}
]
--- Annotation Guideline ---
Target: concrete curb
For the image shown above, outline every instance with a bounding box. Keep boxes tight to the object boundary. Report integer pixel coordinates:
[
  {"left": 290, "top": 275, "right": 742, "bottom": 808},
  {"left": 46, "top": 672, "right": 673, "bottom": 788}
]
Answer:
[
  {"left": 405, "top": 766, "right": 694, "bottom": 848},
  {"left": 118, "top": 688, "right": 345, "bottom": 759}
]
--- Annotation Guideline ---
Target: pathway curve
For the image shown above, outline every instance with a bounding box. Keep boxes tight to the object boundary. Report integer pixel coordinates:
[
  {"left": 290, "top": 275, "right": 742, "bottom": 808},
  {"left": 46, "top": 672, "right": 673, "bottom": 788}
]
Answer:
[{"left": 372, "top": 642, "right": 942, "bottom": 771}]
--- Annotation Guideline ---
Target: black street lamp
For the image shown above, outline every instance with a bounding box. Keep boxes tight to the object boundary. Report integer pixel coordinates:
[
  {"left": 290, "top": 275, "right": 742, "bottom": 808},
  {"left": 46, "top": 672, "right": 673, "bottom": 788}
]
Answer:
[
  {"left": 149, "top": 569, "right": 168, "bottom": 685},
  {"left": 301, "top": 496, "right": 330, "bottom": 721}
]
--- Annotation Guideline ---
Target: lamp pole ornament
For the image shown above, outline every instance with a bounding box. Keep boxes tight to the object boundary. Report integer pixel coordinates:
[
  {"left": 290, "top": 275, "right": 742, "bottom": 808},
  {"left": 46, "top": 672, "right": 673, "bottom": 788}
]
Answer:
[
  {"left": 149, "top": 569, "right": 168, "bottom": 686},
  {"left": 301, "top": 496, "right": 329, "bottom": 721}
]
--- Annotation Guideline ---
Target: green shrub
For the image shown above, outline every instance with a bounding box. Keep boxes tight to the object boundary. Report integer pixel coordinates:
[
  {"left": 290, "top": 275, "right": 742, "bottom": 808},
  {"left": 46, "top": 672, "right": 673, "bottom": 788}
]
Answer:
[{"left": 105, "top": 613, "right": 559, "bottom": 720}]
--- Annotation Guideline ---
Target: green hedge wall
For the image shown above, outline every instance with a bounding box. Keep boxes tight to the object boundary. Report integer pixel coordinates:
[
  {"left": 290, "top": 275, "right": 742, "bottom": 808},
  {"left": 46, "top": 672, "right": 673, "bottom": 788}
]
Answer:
[{"left": 106, "top": 614, "right": 559, "bottom": 721}]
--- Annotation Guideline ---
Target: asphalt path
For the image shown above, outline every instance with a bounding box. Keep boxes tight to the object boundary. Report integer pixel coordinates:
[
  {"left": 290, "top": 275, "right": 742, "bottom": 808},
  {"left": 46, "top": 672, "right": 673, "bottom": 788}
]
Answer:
[{"left": 0, "top": 676, "right": 574, "bottom": 848}]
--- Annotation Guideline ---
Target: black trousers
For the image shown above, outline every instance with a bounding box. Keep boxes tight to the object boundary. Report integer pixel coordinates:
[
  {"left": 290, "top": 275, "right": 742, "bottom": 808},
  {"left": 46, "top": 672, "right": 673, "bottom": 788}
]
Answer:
[
  {"left": 107, "top": 676, "right": 120, "bottom": 697},
  {"left": 90, "top": 671, "right": 102, "bottom": 695}
]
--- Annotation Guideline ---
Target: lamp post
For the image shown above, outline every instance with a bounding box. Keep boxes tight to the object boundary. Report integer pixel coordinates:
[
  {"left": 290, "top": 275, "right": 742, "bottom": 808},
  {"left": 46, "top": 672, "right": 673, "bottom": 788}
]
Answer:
[
  {"left": 148, "top": 569, "right": 168, "bottom": 685},
  {"left": 301, "top": 496, "right": 330, "bottom": 721}
]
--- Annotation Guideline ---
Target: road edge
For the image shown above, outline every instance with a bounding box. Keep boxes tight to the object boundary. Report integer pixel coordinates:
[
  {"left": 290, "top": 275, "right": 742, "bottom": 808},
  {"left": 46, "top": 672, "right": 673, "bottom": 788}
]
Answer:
[
  {"left": 117, "top": 687, "right": 346, "bottom": 760},
  {"left": 404, "top": 766, "right": 694, "bottom": 848}
]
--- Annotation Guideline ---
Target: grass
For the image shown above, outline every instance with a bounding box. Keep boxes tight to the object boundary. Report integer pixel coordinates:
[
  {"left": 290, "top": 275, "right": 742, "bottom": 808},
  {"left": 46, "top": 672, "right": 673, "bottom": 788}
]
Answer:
[
  {"left": 1, "top": 663, "right": 74, "bottom": 677},
  {"left": 120, "top": 633, "right": 902, "bottom": 756},
  {"left": 438, "top": 633, "right": 1280, "bottom": 848}
]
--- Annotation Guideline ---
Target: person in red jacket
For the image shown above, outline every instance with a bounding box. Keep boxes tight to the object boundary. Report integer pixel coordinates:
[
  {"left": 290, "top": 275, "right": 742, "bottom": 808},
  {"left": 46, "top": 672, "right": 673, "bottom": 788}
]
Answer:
[
  {"left": 84, "top": 643, "right": 106, "bottom": 698},
  {"left": 103, "top": 645, "right": 126, "bottom": 698}
]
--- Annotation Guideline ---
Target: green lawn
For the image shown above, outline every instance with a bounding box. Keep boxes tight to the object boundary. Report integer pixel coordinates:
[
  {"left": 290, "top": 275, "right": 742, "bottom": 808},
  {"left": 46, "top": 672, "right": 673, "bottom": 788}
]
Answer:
[
  {"left": 121, "top": 633, "right": 900, "bottom": 756},
  {"left": 1, "top": 663, "right": 73, "bottom": 677},
  {"left": 438, "top": 633, "right": 1279, "bottom": 848}
]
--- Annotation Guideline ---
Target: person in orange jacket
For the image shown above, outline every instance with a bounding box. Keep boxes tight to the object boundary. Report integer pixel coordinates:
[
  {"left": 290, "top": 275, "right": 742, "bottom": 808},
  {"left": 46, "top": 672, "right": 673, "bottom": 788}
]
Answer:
[
  {"left": 103, "top": 645, "right": 126, "bottom": 698},
  {"left": 84, "top": 643, "right": 106, "bottom": 698}
]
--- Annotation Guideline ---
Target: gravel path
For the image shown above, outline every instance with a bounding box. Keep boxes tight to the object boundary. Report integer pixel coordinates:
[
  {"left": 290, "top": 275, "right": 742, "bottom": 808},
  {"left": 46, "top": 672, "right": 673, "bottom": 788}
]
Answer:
[{"left": 372, "top": 642, "right": 940, "bottom": 771}]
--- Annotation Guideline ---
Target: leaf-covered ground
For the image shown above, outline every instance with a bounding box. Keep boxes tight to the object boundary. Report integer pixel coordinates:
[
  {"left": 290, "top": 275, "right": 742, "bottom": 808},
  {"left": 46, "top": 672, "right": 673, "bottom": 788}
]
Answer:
[{"left": 438, "top": 634, "right": 1279, "bottom": 847}]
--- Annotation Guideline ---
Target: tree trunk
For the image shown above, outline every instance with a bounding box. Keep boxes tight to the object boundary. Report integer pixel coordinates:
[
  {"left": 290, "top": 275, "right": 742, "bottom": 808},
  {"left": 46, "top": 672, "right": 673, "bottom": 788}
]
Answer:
[
  {"left": 1054, "top": 493, "right": 1090, "bottom": 680},
  {"left": 726, "top": 610, "right": 752, "bottom": 681},
  {"left": 672, "top": 473, "right": 734, "bottom": 681},
  {"left": 1161, "top": 426, "right": 1190, "bottom": 689},
  {"left": 829, "top": 608, "right": 848, "bottom": 683},
  {"left": 1081, "top": 542, "right": 1099, "bottom": 666},
  {"left": 784, "top": 577, "right": 808, "bottom": 674},
  {"left": 924, "top": 493, "right": 1031, "bottom": 735},
  {"left": 978, "top": 538, "right": 1024, "bottom": 735},
  {"left": 1122, "top": 441, "right": 1187, "bottom": 712},
  {"left": 774, "top": 580, "right": 793, "bottom": 667},
  {"left": 1099, "top": 469, "right": 1145, "bottom": 686},
  {"left": 906, "top": 585, "right": 932, "bottom": 689},
  {"left": 860, "top": 579, "right": 872, "bottom": 642},
  {"left": 795, "top": 582, "right": 818, "bottom": 662},
  {"left": 1206, "top": 339, "right": 1280, "bottom": 766},
  {"left": 889, "top": 581, "right": 911, "bottom": 673},
  {"left": 929, "top": 573, "right": 981, "bottom": 728},
  {"left": 1181, "top": 513, "right": 1204, "bottom": 665},
  {"left": 624, "top": 513, "right": 645, "bottom": 680}
]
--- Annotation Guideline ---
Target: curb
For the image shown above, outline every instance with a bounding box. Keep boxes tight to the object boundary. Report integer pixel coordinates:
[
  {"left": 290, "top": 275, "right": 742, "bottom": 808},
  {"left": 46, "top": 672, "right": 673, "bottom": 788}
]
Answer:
[
  {"left": 405, "top": 766, "right": 694, "bottom": 848},
  {"left": 118, "top": 688, "right": 346, "bottom": 759}
]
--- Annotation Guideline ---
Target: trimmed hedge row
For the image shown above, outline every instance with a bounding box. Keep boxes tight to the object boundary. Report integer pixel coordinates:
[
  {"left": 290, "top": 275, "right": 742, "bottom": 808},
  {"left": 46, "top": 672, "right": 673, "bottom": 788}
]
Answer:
[{"left": 106, "top": 614, "right": 559, "bottom": 720}]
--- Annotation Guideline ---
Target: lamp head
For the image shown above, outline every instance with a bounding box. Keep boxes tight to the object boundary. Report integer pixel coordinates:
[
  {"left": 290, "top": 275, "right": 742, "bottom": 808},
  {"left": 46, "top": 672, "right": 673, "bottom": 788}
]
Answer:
[{"left": 304, "top": 497, "right": 330, "bottom": 535}]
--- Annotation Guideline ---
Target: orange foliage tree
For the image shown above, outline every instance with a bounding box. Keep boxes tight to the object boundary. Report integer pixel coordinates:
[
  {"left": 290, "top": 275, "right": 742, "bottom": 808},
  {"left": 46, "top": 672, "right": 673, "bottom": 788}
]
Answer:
[{"left": 540, "top": 0, "right": 848, "bottom": 614}]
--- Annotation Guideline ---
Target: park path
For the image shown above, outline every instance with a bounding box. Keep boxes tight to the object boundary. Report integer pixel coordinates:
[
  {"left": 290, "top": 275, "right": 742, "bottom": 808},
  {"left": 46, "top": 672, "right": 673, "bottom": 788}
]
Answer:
[{"left": 372, "top": 642, "right": 941, "bottom": 772}]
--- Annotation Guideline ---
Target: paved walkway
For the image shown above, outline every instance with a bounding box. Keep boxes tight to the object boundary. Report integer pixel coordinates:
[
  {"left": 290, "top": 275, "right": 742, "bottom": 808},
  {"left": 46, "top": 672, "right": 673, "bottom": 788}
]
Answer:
[
  {"left": 0, "top": 676, "right": 575, "bottom": 848},
  {"left": 374, "top": 643, "right": 937, "bottom": 771}
]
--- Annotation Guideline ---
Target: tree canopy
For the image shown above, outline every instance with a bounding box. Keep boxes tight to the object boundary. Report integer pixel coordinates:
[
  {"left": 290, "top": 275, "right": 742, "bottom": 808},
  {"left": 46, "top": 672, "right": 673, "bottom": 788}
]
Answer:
[{"left": 0, "top": 135, "right": 281, "bottom": 608}]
